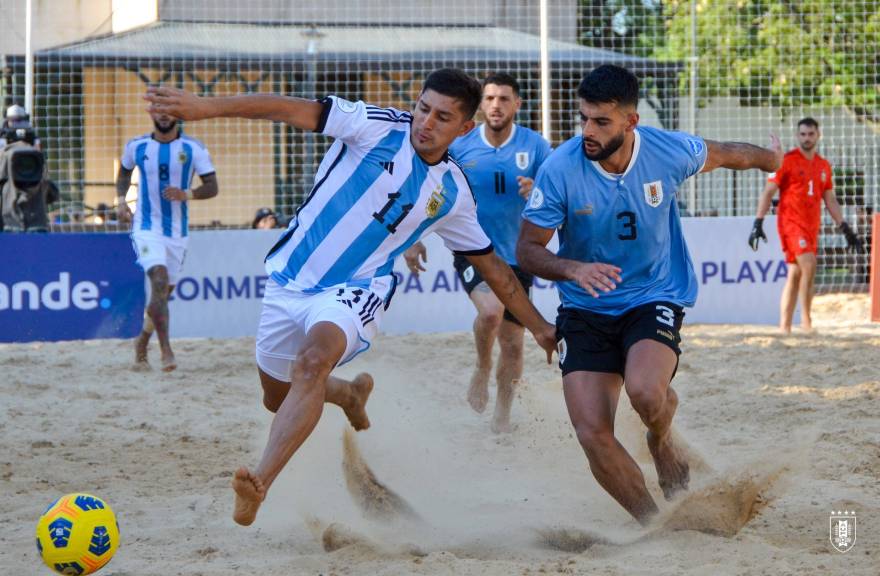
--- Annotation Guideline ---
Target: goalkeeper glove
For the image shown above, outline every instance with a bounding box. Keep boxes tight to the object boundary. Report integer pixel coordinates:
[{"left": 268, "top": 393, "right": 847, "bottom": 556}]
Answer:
[
  {"left": 839, "top": 221, "right": 865, "bottom": 254},
  {"left": 748, "top": 218, "right": 767, "bottom": 251}
]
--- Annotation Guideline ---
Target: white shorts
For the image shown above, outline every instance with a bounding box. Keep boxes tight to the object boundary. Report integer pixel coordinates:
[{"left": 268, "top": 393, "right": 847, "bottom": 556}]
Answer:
[
  {"left": 131, "top": 231, "right": 188, "bottom": 284},
  {"left": 255, "top": 280, "right": 384, "bottom": 382}
]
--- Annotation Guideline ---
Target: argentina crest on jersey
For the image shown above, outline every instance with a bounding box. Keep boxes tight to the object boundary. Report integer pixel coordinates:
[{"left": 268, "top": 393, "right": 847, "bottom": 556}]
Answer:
[
  {"left": 515, "top": 151, "right": 530, "bottom": 170},
  {"left": 643, "top": 180, "right": 663, "bottom": 207},
  {"left": 426, "top": 183, "right": 446, "bottom": 218}
]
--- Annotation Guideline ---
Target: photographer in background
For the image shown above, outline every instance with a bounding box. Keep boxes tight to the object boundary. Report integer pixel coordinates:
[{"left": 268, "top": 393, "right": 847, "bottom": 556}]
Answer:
[
  {"left": 0, "top": 105, "right": 42, "bottom": 150},
  {"left": 0, "top": 105, "right": 56, "bottom": 232}
]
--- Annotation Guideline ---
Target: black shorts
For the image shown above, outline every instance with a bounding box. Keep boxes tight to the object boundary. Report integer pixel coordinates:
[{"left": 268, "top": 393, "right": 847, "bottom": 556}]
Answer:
[
  {"left": 452, "top": 254, "right": 534, "bottom": 325},
  {"left": 555, "top": 302, "right": 685, "bottom": 377}
]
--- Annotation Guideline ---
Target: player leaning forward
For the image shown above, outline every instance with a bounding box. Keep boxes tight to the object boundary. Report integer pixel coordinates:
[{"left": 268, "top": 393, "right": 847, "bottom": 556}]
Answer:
[
  {"left": 517, "top": 65, "right": 782, "bottom": 525},
  {"left": 145, "top": 69, "right": 557, "bottom": 526}
]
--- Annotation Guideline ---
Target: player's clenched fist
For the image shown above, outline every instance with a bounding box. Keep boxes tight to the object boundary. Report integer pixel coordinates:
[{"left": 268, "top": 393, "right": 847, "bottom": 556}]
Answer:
[{"left": 567, "top": 261, "right": 622, "bottom": 298}]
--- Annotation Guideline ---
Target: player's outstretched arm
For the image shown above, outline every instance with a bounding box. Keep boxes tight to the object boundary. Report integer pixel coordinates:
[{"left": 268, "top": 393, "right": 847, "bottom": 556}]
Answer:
[
  {"left": 516, "top": 221, "right": 621, "bottom": 298},
  {"left": 466, "top": 251, "right": 556, "bottom": 363},
  {"left": 702, "top": 134, "right": 783, "bottom": 173},
  {"left": 145, "top": 86, "right": 324, "bottom": 131}
]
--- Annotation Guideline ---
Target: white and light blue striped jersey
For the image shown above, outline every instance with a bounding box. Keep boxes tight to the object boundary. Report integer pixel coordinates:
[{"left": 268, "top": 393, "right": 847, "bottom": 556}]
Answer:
[
  {"left": 522, "top": 126, "right": 707, "bottom": 314},
  {"left": 265, "top": 95, "right": 492, "bottom": 300},
  {"left": 450, "top": 123, "right": 552, "bottom": 265},
  {"left": 120, "top": 133, "right": 215, "bottom": 238}
]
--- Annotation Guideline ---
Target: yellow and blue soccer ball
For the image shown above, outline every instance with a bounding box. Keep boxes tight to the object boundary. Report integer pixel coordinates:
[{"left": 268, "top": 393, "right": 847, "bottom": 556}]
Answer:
[{"left": 35, "top": 493, "right": 120, "bottom": 575}]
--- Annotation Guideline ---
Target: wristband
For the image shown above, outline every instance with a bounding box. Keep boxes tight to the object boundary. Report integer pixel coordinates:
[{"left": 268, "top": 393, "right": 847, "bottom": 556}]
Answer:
[{"left": 184, "top": 189, "right": 193, "bottom": 200}]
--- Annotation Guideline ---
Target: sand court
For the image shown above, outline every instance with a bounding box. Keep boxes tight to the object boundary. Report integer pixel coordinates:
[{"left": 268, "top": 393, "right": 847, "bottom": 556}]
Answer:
[{"left": 2, "top": 295, "right": 878, "bottom": 574}]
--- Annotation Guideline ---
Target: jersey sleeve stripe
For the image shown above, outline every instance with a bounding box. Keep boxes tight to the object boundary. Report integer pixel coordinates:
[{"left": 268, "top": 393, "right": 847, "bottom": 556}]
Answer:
[
  {"left": 453, "top": 245, "right": 494, "bottom": 256},
  {"left": 314, "top": 97, "right": 333, "bottom": 134}
]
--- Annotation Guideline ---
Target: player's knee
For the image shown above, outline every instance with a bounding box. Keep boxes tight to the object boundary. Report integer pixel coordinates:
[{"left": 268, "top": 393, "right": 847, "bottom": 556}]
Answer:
[
  {"left": 293, "top": 346, "right": 335, "bottom": 384},
  {"left": 477, "top": 308, "right": 504, "bottom": 330},
  {"left": 628, "top": 385, "right": 666, "bottom": 423},
  {"left": 148, "top": 270, "right": 170, "bottom": 298},
  {"left": 573, "top": 421, "right": 615, "bottom": 455}
]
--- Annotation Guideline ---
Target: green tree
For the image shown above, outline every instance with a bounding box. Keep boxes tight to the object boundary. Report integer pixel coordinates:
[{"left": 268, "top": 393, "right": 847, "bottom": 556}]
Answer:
[
  {"left": 660, "top": 0, "right": 880, "bottom": 124},
  {"left": 578, "top": 0, "right": 666, "bottom": 58}
]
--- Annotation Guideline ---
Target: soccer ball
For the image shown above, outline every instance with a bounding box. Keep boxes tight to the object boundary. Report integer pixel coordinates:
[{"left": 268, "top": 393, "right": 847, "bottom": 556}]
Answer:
[{"left": 35, "top": 493, "right": 120, "bottom": 575}]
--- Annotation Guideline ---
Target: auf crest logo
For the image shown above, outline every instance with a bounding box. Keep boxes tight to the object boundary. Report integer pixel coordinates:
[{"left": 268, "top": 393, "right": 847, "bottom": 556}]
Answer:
[{"left": 830, "top": 510, "right": 857, "bottom": 553}]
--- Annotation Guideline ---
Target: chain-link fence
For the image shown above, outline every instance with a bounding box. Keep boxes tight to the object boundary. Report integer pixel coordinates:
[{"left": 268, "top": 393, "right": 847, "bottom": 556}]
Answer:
[{"left": 1, "top": 0, "right": 876, "bottom": 291}]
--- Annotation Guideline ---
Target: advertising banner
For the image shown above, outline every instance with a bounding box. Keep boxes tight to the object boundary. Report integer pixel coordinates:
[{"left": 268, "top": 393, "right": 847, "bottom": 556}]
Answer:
[
  {"left": 0, "top": 233, "right": 145, "bottom": 342},
  {"left": 168, "top": 229, "right": 277, "bottom": 338},
  {"left": 170, "top": 217, "right": 789, "bottom": 338}
]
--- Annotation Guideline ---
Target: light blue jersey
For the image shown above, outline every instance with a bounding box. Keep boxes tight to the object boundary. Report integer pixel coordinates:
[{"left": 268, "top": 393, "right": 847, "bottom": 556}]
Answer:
[
  {"left": 120, "top": 133, "right": 214, "bottom": 238},
  {"left": 265, "top": 96, "right": 491, "bottom": 299},
  {"left": 451, "top": 124, "right": 551, "bottom": 265},
  {"left": 522, "top": 126, "right": 707, "bottom": 314}
]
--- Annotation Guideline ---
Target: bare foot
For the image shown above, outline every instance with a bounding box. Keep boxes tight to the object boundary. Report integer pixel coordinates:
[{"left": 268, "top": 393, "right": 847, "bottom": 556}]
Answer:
[
  {"left": 341, "top": 373, "right": 373, "bottom": 431},
  {"left": 467, "top": 368, "right": 490, "bottom": 413},
  {"left": 232, "top": 467, "right": 266, "bottom": 526},
  {"left": 647, "top": 431, "right": 690, "bottom": 500},
  {"left": 134, "top": 332, "right": 151, "bottom": 369},
  {"left": 161, "top": 349, "right": 177, "bottom": 372},
  {"left": 490, "top": 378, "right": 519, "bottom": 434},
  {"left": 490, "top": 412, "right": 511, "bottom": 434}
]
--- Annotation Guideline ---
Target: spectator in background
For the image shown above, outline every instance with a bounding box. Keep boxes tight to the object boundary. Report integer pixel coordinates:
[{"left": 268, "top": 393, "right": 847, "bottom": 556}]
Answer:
[
  {"left": 252, "top": 207, "right": 278, "bottom": 229},
  {"left": 93, "top": 202, "right": 117, "bottom": 225},
  {"left": 0, "top": 105, "right": 41, "bottom": 150}
]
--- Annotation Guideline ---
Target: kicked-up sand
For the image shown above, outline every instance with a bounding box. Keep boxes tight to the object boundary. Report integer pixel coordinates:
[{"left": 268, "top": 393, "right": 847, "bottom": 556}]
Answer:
[{"left": 1, "top": 294, "right": 878, "bottom": 575}]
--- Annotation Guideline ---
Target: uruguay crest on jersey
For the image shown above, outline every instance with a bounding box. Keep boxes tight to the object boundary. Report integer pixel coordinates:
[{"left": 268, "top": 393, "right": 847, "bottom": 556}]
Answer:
[
  {"left": 644, "top": 180, "right": 663, "bottom": 207},
  {"left": 515, "top": 151, "right": 530, "bottom": 170}
]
